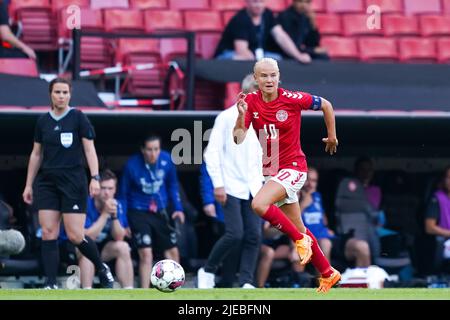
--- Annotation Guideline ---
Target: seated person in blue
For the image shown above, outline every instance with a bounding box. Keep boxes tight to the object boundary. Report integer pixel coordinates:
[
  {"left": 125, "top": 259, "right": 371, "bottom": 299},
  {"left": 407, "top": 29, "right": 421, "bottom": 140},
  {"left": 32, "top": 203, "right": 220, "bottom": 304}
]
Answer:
[
  {"left": 61, "top": 169, "right": 133, "bottom": 289},
  {"left": 299, "top": 167, "right": 334, "bottom": 263}
]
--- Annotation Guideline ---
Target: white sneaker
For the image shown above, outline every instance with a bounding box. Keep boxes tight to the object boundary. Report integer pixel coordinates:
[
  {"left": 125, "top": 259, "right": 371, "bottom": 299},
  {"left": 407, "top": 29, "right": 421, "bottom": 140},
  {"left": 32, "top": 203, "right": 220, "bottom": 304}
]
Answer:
[
  {"left": 241, "top": 283, "right": 255, "bottom": 289},
  {"left": 197, "top": 267, "right": 215, "bottom": 289}
]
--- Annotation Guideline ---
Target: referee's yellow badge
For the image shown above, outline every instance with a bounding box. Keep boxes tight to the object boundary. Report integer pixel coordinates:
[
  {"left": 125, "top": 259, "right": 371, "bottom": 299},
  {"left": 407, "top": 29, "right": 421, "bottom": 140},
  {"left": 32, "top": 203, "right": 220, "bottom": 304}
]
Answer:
[{"left": 60, "top": 132, "right": 73, "bottom": 148}]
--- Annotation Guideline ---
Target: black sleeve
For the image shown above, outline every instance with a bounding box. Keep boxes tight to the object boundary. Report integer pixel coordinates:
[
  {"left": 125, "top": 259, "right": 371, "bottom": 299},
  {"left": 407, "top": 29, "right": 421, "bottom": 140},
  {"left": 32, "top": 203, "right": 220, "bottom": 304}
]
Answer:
[
  {"left": 34, "top": 117, "right": 43, "bottom": 143},
  {"left": 229, "top": 12, "right": 251, "bottom": 41},
  {"left": 304, "top": 21, "right": 321, "bottom": 48},
  {"left": 0, "top": 2, "right": 9, "bottom": 26},
  {"left": 78, "top": 110, "right": 96, "bottom": 140},
  {"left": 425, "top": 196, "right": 441, "bottom": 220}
]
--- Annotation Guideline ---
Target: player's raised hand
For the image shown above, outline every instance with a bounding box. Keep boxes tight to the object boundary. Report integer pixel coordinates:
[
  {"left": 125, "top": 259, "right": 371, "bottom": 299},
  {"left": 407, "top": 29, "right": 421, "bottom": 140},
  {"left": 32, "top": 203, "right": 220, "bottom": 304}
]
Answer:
[
  {"left": 237, "top": 92, "right": 248, "bottom": 116},
  {"left": 322, "top": 137, "right": 338, "bottom": 155}
]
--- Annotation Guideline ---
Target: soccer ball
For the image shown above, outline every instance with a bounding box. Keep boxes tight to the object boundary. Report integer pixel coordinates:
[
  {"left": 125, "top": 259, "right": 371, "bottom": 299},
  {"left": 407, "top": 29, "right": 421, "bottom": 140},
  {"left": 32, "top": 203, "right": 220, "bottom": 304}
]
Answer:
[{"left": 150, "top": 259, "right": 185, "bottom": 292}]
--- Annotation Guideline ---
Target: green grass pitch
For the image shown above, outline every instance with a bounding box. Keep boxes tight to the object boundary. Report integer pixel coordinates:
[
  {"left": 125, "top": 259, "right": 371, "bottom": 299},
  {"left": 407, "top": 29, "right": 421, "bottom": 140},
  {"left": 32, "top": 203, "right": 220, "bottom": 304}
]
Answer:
[{"left": 0, "top": 288, "right": 449, "bottom": 300}]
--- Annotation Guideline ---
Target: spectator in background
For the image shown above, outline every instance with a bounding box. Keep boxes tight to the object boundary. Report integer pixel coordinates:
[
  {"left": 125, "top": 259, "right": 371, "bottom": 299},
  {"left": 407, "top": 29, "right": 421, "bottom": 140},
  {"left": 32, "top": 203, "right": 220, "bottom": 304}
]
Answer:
[
  {"left": 0, "top": 0, "right": 36, "bottom": 59},
  {"left": 278, "top": 0, "right": 329, "bottom": 60},
  {"left": 77, "top": 169, "right": 133, "bottom": 289},
  {"left": 119, "top": 134, "right": 185, "bottom": 288},
  {"left": 355, "top": 156, "right": 382, "bottom": 211},
  {"left": 197, "top": 74, "right": 264, "bottom": 289},
  {"left": 214, "top": 0, "right": 311, "bottom": 63},
  {"left": 425, "top": 166, "right": 450, "bottom": 272},
  {"left": 299, "top": 167, "right": 334, "bottom": 262}
]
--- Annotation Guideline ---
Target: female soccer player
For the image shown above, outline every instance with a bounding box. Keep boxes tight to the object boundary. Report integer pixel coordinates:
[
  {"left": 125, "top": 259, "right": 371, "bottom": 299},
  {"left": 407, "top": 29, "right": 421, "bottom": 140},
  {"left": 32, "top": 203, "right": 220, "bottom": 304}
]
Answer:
[
  {"left": 22, "top": 78, "right": 114, "bottom": 289},
  {"left": 233, "top": 58, "right": 340, "bottom": 293}
]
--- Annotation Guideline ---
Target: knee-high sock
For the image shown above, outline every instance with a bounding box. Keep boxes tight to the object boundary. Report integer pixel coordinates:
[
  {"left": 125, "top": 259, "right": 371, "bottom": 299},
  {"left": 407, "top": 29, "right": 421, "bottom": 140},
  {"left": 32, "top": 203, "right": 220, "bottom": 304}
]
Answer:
[
  {"left": 262, "top": 205, "right": 304, "bottom": 241},
  {"left": 306, "top": 228, "right": 333, "bottom": 277},
  {"left": 75, "top": 236, "right": 104, "bottom": 272},
  {"left": 41, "top": 240, "right": 59, "bottom": 286}
]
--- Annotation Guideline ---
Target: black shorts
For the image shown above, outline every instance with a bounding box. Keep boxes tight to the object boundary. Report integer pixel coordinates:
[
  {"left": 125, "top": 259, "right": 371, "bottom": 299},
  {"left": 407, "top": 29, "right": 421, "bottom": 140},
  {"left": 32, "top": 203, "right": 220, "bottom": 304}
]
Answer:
[
  {"left": 127, "top": 210, "right": 177, "bottom": 251},
  {"left": 34, "top": 167, "right": 88, "bottom": 213}
]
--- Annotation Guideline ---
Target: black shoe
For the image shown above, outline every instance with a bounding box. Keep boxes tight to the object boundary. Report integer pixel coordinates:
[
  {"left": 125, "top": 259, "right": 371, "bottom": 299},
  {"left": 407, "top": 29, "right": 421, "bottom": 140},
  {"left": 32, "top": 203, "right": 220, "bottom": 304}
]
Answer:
[{"left": 98, "top": 263, "right": 114, "bottom": 288}]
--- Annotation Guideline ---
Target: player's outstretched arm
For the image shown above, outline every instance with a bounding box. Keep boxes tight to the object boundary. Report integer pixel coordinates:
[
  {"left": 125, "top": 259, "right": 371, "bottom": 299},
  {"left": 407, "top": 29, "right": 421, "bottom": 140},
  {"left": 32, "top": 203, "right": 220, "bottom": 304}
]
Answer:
[
  {"left": 320, "top": 98, "right": 338, "bottom": 155},
  {"left": 233, "top": 94, "right": 248, "bottom": 144}
]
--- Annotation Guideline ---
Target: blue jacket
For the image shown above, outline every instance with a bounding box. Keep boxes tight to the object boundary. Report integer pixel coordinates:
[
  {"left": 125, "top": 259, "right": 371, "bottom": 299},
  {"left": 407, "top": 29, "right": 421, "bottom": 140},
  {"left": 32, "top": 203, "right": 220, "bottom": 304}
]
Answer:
[
  {"left": 199, "top": 162, "right": 224, "bottom": 223},
  {"left": 118, "top": 151, "right": 183, "bottom": 213}
]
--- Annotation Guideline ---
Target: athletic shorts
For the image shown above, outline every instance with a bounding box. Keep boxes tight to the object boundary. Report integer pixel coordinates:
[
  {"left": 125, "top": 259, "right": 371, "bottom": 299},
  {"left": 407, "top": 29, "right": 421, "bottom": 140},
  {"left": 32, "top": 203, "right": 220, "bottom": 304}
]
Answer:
[
  {"left": 127, "top": 210, "right": 177, "bottom": 251},
  {"left": 264, "top": 169, "right": 307, "bottom": 207},
  {"left": 34, "top": 167, "right": 88, "bottom": 213}
]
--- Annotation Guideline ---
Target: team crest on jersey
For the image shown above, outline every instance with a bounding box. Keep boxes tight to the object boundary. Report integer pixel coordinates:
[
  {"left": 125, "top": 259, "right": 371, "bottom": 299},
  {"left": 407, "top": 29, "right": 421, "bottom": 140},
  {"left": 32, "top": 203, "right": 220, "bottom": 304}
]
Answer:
[
  {"left": 60, "top": 132, "right": 73, "bottom": 148},
  {"left": 276, "top": 110, "right": 288, "bottom": 122}
]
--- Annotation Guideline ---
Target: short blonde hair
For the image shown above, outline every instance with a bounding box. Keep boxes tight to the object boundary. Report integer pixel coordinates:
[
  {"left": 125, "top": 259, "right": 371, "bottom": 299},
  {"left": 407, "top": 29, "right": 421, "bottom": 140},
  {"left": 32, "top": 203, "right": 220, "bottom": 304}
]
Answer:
[
  {"left": 253, "top": 58, "right": 279, "bottom": 74},
  {"left": 241, "top": 74, "right": 258, "bottom": 93}
]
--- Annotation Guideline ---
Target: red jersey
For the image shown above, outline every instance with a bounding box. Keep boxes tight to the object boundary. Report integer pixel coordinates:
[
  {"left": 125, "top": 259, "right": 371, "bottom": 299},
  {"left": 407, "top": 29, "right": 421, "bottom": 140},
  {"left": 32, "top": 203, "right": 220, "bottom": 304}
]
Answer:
[{"left": 244, "top": 88, "right": 322, "bottom": 176}]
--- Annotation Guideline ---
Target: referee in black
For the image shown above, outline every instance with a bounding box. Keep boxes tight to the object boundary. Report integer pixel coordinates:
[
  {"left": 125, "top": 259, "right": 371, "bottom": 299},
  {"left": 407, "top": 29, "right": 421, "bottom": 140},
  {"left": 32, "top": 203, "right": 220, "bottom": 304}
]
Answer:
[{"left": 22, "top": 78, "right": 114, "bottom": 289}]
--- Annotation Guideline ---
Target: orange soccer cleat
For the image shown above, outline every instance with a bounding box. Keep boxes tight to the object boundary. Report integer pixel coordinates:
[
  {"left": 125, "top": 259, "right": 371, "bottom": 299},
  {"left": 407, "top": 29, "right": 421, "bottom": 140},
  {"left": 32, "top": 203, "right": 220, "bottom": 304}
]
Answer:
[
  {"left": 317, "top": 267, "right": 341, "bottom": 293},
  {"left": 295, "top": 234, "right": 312, "bottom": 265}
]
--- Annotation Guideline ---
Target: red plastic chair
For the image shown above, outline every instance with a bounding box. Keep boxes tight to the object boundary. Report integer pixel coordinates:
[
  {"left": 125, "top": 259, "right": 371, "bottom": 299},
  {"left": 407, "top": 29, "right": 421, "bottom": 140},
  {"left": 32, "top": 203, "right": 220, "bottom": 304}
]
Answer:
[
  {"left": 311, "top": 0, "right": 326, "bottom": 13},
  {"left": 129, "top": 0, "right": 168, "bottom": 9},
  {"left": 90, "top": 0, "right": 129, "bottom": 9},
  {"left": 342, "top": 14, "right": 383, "bottom": 36},
  {"left": 144, "top": 10, "right": 183, "bottom": 31},
  {"left": 326, "top": 0, "right": 363, "bottom": 13},
  {"left": 364, "top": 0, "right": 402, "bottom": 14},
  {"left": 103, "top": 9, "right": 145, "bottom": 33},
  {"left": 265, "top": 0, "right": 288, "bottom": 12},
  {"left": 58, "top": 8, "right": 104, "bottom": 39},
  {"left": 321, "top": 36, "right": 359, "bottom": 60},
  {"left": 437, "top": 38, "right": 450, "bottom": 63},
  {"left": 403, "top": 0, "right": 441, "bottom": 15},
  {"left": 382, "top": 15, "right": 419, "bottom": 37},
  {"left": 315, "top": 14, "right": 342, "bottom": 36},
  {"left": 210, "top": 0, "right": 245, "bottom": 11},
  {"left": 444, "top": 0, "right": 450, "bottom": 15},
  {"left": 222, "top": 10, "right": 238, "bottom": 26},
  {"left": 0, "top": 58, "right": 38, "bottom": 76},
  {"left": 184, "top": 11, "right": 223, "bottom": 32},
  {"left": 420, "top": 15, "right": 450, "bottom": 37},
  {"left": 116, "top": 38, "right": 160, "bottom": 62},
  {"left": 358, "top": 37, "right": 398, "bottom": 61},
  {"left": 398, "top": 38, "right": 436, "bottom": 62},
  {"left": 169, "top": 0, "right": 209, "bottom": 10},
  {"left": 52, "top": 0, "right": 89, "bottom": 12}
]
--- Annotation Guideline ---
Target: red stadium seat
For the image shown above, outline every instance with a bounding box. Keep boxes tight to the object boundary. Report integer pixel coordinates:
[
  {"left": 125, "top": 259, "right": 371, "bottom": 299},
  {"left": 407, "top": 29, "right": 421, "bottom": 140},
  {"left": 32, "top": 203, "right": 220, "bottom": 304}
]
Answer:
[
  {"left": 115, "top": 39, "right": 160, "bottom": 62},
  {"left": 90, "top": 0, "right": 129, "bottom": 9},
  {"left": 266, "top": 0, "right": 288, "bottom": 13},
  {"left": 403, "top": 0, "right": 441, "bottom": 16},
  {"left": 169, "top": 0, "right": 209, "bottom": 10},
  {"left": 103, "top": 9, "right": 145, "bottom": 33},
  {"left": 160, "top": 38, "right": 201, "bottom": 62},
  {"left": 311, "top": 0, "right": 326, "bottom": 13},
  {"left": 364, "top": 0, "right": 402, "bottom": 14},
  {"left": 184, "top": 11, "right": 223, "bottom": 32},
  {"left": 444, "top": 0, "right": 450, "bottom": 15},
  {"left": 144, "top": 10, "right": 183, "bottom": 31},
  {"left": 222, "top": 11, "right": 238, "bottom": 26},
  {"left": 358, "top": 37, "right": 398, "bottom": 61},
  {"left": 315, "top": 14, "right": 342, "bottom": 36},
  {"left": 197, "top": 33, "right": 222, "bottom": 59},
  {"left": 210, "top": 0, "right": 245, "bottom": 11},
  {"left": 0, "top": 58, "right": 38, "bottom": 76},
  {"left": 321, "top": 36, "right": 359, "bottom": 60},
  {"left": 129, "top": 0, "right": 168, "bottom": 9},
  {"left": 420, "top": 16, "right": 450, "bottom": 37},
  {"left": 437, "top": 38, "right": 450, "bottom": 63},
  {"left": 51, "top": 0, "right": 89, "bottom": 12},
  {"left": 398, "top": 38, "right": 436, "bottom": 62},
  {"left": 382, "top": 15, "right": 419, "bottom": 37},
  {"left": 342, "top": 14, "right": 383, "bottom": 36},
  {"left": 326, "top": 0, "right": 364, "bottom": 13},
  {"left": 58, "top": 8, "right": 104, "bottom": 39},
  {"left": 223, "top": 82, "right": 241, "bottom": 109}
]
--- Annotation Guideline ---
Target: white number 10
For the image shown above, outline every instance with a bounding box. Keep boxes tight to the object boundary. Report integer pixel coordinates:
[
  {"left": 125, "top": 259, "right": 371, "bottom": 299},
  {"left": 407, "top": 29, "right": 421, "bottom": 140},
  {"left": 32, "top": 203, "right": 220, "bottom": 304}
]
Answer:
[{"left": 263, "top": 124, "right": 277, "bottom": 139}]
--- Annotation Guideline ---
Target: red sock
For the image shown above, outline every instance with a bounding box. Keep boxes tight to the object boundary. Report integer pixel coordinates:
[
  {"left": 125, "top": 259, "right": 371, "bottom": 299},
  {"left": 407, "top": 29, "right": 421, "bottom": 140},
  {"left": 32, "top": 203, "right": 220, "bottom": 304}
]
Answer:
[
  {"left": 306, "top": 228, "right": 333, "bottom": 277},
  {"left": 263, "top": 205, "right": 304, "bottom": 241}
]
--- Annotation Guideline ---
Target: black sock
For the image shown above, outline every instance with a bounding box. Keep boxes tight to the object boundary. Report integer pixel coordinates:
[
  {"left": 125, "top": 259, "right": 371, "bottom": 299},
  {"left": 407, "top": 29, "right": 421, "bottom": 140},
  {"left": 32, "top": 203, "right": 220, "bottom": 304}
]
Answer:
[
  {"left": 75, "top": 236, "right": 104, "bottom": 272},
  {"left": 41, "top": 240, "right": 59, "bottom": 286}
]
